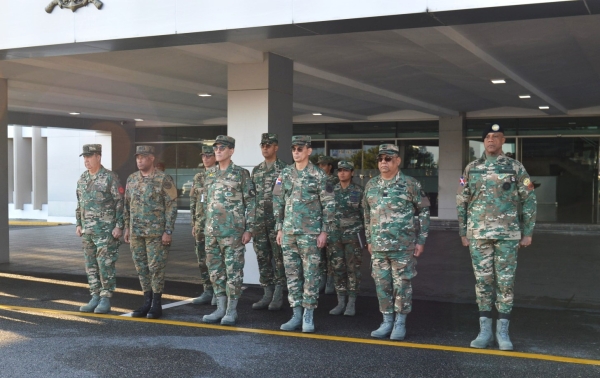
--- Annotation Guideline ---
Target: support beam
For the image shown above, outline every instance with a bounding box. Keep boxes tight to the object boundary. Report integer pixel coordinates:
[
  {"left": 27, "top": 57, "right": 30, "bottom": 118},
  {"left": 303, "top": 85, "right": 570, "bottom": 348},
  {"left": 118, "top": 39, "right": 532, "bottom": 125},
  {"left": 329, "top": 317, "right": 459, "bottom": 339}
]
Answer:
[
  {"left": 32, "top": 127, "right": 47, "bottom": 210},
  {"left": 12, "top": 126, "right": 32, "bottom": 210},
  {"left": 0, "top": 79, "right": 8, "bottom": 263}
]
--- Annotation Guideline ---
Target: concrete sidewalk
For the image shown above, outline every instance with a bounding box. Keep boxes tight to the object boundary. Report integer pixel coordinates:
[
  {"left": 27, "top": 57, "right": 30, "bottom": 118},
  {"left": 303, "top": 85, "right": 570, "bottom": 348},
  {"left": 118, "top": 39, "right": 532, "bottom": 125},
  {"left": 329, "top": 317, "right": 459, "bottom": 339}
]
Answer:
[{"left": 2, "top": 220, "right": 599, "bottom": 312}]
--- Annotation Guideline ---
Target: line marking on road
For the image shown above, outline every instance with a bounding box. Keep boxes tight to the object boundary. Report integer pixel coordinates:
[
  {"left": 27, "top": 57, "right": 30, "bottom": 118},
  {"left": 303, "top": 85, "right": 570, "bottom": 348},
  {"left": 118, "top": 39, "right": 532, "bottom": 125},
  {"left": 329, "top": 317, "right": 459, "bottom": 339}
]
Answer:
[
  {"left": 120, "top": 299, "right": 194, "bottom": 317},
  {"left": 1, "top": 304, "right": 599, "bottom": 367}
]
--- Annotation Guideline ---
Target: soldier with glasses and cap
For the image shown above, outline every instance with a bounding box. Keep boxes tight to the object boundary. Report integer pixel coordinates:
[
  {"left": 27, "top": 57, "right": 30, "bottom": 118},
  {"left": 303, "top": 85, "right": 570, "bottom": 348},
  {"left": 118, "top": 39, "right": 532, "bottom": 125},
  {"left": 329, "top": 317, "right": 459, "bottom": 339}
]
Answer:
[
  {"left": 457, "top": 123, "right": 536, "bottom": 351},
  {"left": 250, "top": 133, "right": 288, "bottom": 311},
  {"left": 363, "top": 144, "right": 430, "bottom": 341},
  {"left": 273, "top": 135, "right": 335, "bottom": 333},
  {"left": 76, "top": 144, "right": 124, "bottom": 314},
  {"left": 124, "top": 145, "right": 178, "bottom": 320},
  {"left": 189, "top": 145, "right": 218, "bottom": 306}
]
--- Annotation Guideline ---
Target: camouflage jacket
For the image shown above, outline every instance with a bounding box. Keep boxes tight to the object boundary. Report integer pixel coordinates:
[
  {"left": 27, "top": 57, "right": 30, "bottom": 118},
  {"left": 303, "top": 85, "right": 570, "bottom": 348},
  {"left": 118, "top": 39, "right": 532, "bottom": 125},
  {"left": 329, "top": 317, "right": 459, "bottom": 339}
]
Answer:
[
  {"left": 273, "top": 161, "right": 335, "bottom": 235},
  {"left": 363, "top": 171, "right": 430, "bottom": 251},
  {"left": 333, "top": 182, "right": 364, "bottom": 236},
  {"left": 456, "top": 153, "right": 537, "bottom": 240},
  {"left": 189, "top": 169, "right": 207, "bottom": 238},
  {"left": 251, "top": 158, "right": 288, "bottom": 229},
  {"left": 75, "top": 166, "right": 124, "bottom": 235},
  {"left": 201, "top": 162, "right": 256, "bottom": 237},
  {"left": 123, "top": 170, "right": 178, "bottom": 237}
]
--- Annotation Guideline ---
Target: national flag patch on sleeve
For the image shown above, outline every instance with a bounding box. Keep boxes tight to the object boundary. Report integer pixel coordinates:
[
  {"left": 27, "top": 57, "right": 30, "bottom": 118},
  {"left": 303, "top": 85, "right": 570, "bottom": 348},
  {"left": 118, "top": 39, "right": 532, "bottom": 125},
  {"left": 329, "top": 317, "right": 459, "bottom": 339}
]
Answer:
[
  {"left": 459, "top": 177, "right": 466, "bottom": 186},
  {"left": 275, "top": 177, "right": 282, "bottom": 186}
]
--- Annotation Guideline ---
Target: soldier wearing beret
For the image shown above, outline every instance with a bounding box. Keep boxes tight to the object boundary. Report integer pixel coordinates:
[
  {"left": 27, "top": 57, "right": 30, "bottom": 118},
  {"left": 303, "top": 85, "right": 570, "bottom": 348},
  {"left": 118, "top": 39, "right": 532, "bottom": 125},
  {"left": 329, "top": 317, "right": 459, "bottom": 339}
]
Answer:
[
  {"left": 327, "top": 160, "right": 365, "bottom": 316},
  {"left": 76, "top": 144, "right": 124, "bottom": 314},
  {"left": 124, "top": 145, "right": 178, "bottom": 320},
  {"left": 363, "top": 144, "right": 430, "bottom": 341},
  {"left": 189, "top": 145, "right": 218, "bottom": 306},
  {"left": 200, "top": 135, "right": 256, "bottom": 326},
  {"left": 250, "top": 133, "right": 288, "bottom": 311},
  {"left": 273, "top": 136, "right": 335, "bottom": 333},
  {"left": 317, "top": 155, "right": 340, "bottom": 294},
  {"left": 457, "top": 123, "right": 537, "bottom": 351}
]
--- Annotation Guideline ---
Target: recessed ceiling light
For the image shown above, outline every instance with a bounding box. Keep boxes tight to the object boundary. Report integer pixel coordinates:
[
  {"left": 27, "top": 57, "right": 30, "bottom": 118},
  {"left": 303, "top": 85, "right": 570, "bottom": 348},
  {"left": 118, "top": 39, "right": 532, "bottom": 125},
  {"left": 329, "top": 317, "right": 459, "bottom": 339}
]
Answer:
[
  {"left": 198, "top": 93, "right": 211, "bottom": 97},
  {"left": 312, "top": 113, "right": 322, "bottom": 116},
  {"left": 491, "top": 79, "right": 506, "bottom": 84},
  {"left": 539, "top": 106, "right": 550, "bottom": 110},
  {"left": 69, "top": 112, "right": 80, "bottom": 115},
  {"left": 134, "top": 118, "right": 144, "bottom": 122},
  {"left": 519, "top": 95, "right": 531, "bottom": 99}
]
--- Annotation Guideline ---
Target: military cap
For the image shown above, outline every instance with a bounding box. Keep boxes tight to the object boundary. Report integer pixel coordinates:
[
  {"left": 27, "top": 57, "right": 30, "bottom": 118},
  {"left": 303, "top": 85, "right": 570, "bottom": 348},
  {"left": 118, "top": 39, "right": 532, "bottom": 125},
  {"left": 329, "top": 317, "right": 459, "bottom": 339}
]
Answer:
[
  {"left": 337, "top": 160, "right": 354, "bottom": 170},
  {"left": 291, "top": 135, "right": 311, "bottom": 146},
  {"left": 80, "top": 144, "right": 102, "bottom": 156},
  {"left": 213, "top": 135, "right": 235, "bottom": 148},
  {"left": 482, "top": 123, "right": 505, "bottom": 140},
  {"left": 261, "top": 133, "right": 278, "bottom": 144},
  {"left": 200, "top": 145, "right": 215, "bottom": 156},
  {"left": 317, "top": 155, "right": 334, "bottom": 165},
  {"left": 378, "top": 144, "right": 400, "bottom": 156},
  {"left": 135, "top": 145, "right": 155, "bottom": 156}
]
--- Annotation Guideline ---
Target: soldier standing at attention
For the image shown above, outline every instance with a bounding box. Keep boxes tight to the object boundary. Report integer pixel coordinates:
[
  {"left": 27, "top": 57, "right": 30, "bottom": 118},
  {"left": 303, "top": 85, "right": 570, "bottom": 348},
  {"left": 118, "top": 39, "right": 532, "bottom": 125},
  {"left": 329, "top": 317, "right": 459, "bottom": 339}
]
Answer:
[
  {"left": 189, "top": 145, "right": 218, "bottom": 306},
  {"left": 250, "top": 133, "right": 288, "bottom": 311},
  {"left": 363, "top": 144, "right": 430, "bottom": 340},
  {"left": 124, "top": 145, "right": 178, "bottom": 320},
  {"left": 274, "top": 136, "right": 335, "bottom": 333},
  {"left": 457, "top": 123, "right": 536, "bottom": 351},
  {"left": 201, "top": 135, "right": 256, "bottom": 326},
  {"left": 328, "top": 160, "right": 364, "bottom": 316},
  {"left": 317, "top": 155, "right": 339, "bottom": 294},
  {"left": 76, "top": 144, "right": 124, "bottom": 314}
]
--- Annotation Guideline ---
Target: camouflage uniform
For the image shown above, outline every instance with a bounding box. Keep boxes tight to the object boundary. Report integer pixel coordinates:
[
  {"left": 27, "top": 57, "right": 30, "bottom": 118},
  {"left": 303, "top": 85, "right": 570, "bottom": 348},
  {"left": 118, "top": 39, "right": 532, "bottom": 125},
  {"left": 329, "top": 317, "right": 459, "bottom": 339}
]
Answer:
[
  {"left": 124, "top": 152, "right": 178, "bottom": 294},
  {"left": 201, "top": 157, "right": 256, "bottom": 300},
  {"left": 316, "top": 156, "right": 340, "bottom": 283},
  {"left": 363, "top": 170, "right": 430, "bottom": 315},
  {"left": 273, "top": 143, "right": 335, "bottom": 309},
  {"left": 457, "top": 152, "right": 537, "bottom": 314},
  {"left": 251, "top": 154, "right": 288, "bottom": 288},
  {"left": 76, "top": 150, "right": 124, "bottom": 298},
  {"left": 190, "top": 145, "right": 215, "bottom": 293},
  {"left": 333, "top": 180, "right": 364, "bottom": 297}
]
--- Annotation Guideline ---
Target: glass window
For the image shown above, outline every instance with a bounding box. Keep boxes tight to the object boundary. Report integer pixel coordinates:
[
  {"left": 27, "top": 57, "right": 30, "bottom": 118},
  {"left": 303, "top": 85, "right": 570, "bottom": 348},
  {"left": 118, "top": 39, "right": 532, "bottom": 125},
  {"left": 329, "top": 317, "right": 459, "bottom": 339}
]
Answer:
[
  {"left": 327, "top": 123, "right": 396, "bottom": 139},
  {"left": 397, "top": 121, "right": 438, "bottom": 138},
  {"left": 135, "top": 126, "right": 226, "bottom": 143},
  {"left": 401, "top": 140, "right": 439, "bottom": 217},
  {"left": 308, "top": 141, "right": 326, "bottom": 165},
  {"left": 293, "top": 124, "right": 326, "bottom": 140},
  {"left": 466, "top": 119, "right": 518, "bottom": 138},
  {"left": 468, "top": 139, "right": 516, "bottom": 162},
  {"left": 517, "top": 118, "right": 600, "bottom": 136}
]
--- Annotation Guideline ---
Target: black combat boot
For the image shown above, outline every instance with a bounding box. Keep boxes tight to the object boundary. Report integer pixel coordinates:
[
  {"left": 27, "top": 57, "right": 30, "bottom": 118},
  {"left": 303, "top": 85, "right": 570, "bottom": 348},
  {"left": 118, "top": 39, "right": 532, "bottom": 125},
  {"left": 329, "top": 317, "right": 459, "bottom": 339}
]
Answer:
[
  {"left": 131, "top": 291, "right": 153, "bottom": 318},
  {"left": 146, "top": 293, "right": 163, "bottom": 319}
]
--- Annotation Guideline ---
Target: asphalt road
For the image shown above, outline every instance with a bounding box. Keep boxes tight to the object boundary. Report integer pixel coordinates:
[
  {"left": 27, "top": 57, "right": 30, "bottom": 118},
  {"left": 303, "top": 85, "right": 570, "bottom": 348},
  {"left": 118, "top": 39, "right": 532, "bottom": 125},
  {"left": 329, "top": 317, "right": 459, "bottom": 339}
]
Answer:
[{"left": 0, "top": 272, "right": 599, "bottom": 377}]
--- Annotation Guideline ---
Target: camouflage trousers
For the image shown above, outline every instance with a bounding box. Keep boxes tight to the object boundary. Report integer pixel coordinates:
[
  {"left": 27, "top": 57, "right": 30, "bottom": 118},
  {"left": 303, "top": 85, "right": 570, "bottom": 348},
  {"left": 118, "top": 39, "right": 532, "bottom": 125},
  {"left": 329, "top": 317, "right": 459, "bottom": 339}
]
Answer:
[
  {"left": 341, "top": 234, "right": 363, "bottom": 297},
  {"left": 205, "top": 235, "right": 245, "bottom": 300},
  {"left": 326, "top": 232, "right": 347, "bottom": 294},
  {"left": 468, "top": 239, "right": 519, "bottom": 314},
  {"left": 281, "top": 233, "right": 321, "bottom": 309},
  {"left": 371, "top": 249, "right": 417, "bottom": 315},
  {"left": 82, "top": 233, "right": 120, "bottom": 298},
  {"left": 252, "top": 225, "right": 286, "bottom": 287},
  {"left": 130, "top": 235, "right": 170, "bottom": 293},
  {"left": 194, "top": 233, "right": 212, "bottom": 291}
]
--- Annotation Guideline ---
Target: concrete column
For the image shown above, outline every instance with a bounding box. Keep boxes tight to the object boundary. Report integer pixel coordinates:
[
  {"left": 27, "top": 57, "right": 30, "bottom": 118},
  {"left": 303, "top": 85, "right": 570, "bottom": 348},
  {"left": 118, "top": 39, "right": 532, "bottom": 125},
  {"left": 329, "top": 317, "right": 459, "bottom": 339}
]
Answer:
[
  {"left": 0, "top": 79, "right": 8, "bottom": 263},
  {"left": 227, "top": 52, "right": 293, "bottom": 168},
  {"left": 12, "top": 126, "right": 32, "bottom": 210},
  {"left": 437, "top": 114, "right": 466, "bottom": 220},
  {"left": 32, "top": 127, "right": 47, "bottom": 210}
]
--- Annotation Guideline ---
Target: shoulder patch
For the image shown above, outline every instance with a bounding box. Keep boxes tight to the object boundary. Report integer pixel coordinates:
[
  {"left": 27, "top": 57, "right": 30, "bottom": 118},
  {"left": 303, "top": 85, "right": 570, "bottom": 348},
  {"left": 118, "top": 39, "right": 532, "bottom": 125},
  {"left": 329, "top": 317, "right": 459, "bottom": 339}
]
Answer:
[
  {"left": 118, "top": 186, "right": 125, "bottom": 195},
  {"left": 460, "top": 176, "right": 466, "bottom": 186}
]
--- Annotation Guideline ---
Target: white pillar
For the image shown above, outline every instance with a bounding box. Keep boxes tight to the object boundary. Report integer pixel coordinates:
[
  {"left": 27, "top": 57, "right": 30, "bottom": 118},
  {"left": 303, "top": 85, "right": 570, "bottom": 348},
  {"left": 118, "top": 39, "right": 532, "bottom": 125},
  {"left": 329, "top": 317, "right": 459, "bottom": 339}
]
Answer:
[
  {"left": 0, "top": 79, "right": 9, "bottom": 263},
  {"left": 438, "top": 115, "right": 466, "bottom": 220},
  {"left": 227, "top": 52, "right": 293, "bottom": 168},
  {"left": 12, "top": 126, "right": 32, "bottom": 210},
  {"left": 32, "top": 127, "right": 47, "bottom": 210}
]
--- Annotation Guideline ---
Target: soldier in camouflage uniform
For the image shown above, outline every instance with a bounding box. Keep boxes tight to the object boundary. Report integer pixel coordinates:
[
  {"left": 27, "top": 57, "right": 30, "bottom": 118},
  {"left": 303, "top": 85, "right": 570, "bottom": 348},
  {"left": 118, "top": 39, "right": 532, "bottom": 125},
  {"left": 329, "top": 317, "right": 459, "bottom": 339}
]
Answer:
[
  {"left": 317, "top": 155, "right": 339, "bottom": 294},
  {"left": 75, "top": 144, "right": 124, "bottom": 314},
  {"left": 457, "top": 123, "right": 536, "bottom": 351},
  {"left": 250, "top": 133, "right": 288, "bottom": 311},
  {"left": 327, "top": 160, "right": 364, "bottom": 317},
  {"left": 200, "top": 135, "right": 256, "bottom": 326},
  {"left": 124, "top": 145, "right": 178, "bottom": 320},
  {"left": 189, "top": 145, "right": 217, "bottom": 305},
  {"left": 363, "top": 144, "right": 430, "bottom": 341},
  {"left": 274, "top": 136, "right": 335, "bottom": 333}
]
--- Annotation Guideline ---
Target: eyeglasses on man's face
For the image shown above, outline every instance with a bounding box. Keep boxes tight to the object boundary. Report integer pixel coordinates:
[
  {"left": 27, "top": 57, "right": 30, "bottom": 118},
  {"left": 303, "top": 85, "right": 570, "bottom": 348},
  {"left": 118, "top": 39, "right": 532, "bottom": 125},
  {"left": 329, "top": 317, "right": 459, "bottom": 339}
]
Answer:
[
  {"left": 377, "top": 156, "right": 394, "bottom": 162},
  {"left": 260, "top": 143, "right": 273, "bottom": 148},
  {"left": 213, "top": 145, "right": 228, "bottom": 151},
  {"left": 291, "top": 146, "right": 306, "bottom": 152}
]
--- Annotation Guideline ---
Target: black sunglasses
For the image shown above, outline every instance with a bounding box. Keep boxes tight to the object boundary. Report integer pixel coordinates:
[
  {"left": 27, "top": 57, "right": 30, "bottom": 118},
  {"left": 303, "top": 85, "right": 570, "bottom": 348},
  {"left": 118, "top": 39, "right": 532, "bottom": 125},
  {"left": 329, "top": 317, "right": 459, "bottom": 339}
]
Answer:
[{"left": 377, "top": 156, "right": 393, "bottom": 162}]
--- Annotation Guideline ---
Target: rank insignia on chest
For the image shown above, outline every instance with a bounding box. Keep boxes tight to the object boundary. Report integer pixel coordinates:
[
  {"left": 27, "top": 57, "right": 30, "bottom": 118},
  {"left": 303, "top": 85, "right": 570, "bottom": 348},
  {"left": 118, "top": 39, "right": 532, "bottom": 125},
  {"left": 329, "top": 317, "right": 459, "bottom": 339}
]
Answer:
[
  {"left": 460, "top": 176, "right": 466, "bottom": 186},
  {"left": 383, "top": 191, "right": 388, "bottom": 197}
]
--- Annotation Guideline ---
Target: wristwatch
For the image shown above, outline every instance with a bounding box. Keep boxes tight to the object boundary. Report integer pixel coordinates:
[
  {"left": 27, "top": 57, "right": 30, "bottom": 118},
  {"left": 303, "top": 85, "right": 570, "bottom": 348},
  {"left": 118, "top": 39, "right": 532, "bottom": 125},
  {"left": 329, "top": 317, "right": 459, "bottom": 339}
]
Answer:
[{"left": 165, "top": 230, "right": 172, "bottom": 235}]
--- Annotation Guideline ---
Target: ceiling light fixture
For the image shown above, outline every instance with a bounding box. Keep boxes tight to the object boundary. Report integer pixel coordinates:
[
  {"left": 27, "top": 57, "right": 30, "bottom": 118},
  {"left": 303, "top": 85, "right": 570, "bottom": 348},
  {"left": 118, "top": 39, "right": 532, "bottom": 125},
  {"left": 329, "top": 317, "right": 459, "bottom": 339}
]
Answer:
[
  {"left": 198, "top": 93, "right": 211, "bottom": 97},
  {"left": 69, "top": 112, "right": 80, "bottom": 115},
  {"left": 134, "top": 118, "right": 144, "bottom": 122},
  {"left": 519, "top": 95, "right": 531, "bottom": 99},
  {"left": 539, "top": 106, "right": 550, "bottom": 110},
  {"left": 491, "top": 79, "right": 506, "bottom": 84},
  {"left": 312, "top": 113, "right": 322, "bottom": 116}
]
